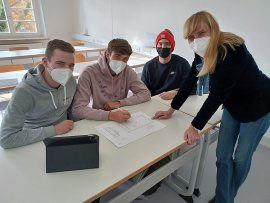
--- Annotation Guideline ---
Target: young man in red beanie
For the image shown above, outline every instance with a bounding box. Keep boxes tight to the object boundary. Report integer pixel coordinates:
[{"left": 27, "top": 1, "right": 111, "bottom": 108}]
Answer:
[{"left": 141, "top": 29, "right": 195, "bottom": 100}]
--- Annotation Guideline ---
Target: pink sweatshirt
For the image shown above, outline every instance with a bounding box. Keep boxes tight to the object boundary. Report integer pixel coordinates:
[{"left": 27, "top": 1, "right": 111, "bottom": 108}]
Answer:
[{"left": 72, "top": 54, "right": 151, "bottom": 120}]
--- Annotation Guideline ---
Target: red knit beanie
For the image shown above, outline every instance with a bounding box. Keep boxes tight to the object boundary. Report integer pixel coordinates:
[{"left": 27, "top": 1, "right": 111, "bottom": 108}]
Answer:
[{"left": 155, "top": 30, "right": 175, "bottom": 52}]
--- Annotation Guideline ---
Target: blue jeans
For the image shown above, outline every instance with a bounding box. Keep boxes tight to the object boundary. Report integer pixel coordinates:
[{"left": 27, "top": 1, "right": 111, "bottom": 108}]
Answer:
[{"left": 215, "top": 108, "right": 270, "bottom": 203}]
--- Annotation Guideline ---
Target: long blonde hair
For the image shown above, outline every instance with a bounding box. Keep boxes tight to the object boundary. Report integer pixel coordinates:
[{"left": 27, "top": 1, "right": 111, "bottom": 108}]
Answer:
[{"left": 183, "top": 11, "right": 245, "bottom": 76}]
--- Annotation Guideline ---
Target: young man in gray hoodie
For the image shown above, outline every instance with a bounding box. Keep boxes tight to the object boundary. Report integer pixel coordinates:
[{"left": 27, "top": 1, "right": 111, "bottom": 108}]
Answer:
[{"left": 0, "top": 39, "right": 77, "bottom": 149}]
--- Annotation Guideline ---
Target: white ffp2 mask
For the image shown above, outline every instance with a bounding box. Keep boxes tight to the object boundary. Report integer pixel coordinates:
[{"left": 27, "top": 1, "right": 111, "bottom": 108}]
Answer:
[
  {"left": 47, "top": 61, "right": 72, "bottom": 86},
  {"left": 109, "top": 60, "right": 127, "bottom": 74},
  {"left": 189, "top": 36, "right": 210, "bottom": 58}
]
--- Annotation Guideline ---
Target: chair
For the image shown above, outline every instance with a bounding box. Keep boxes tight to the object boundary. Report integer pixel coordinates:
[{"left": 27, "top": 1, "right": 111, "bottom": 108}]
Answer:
[
  {"left": 75, "top": 54, "right": 86, "bottom": 63},
  {"left": 9, "top": 47, "right": 30, "bottom": 51},
  {"left": 34, "top": 61, "right": 42, "bottom": 66},
  {"left": 0, "top": 64, "right": 25, "bottom": 73},
  {"left": 71, "top": 43, "right": 85, "bottom": 46}
]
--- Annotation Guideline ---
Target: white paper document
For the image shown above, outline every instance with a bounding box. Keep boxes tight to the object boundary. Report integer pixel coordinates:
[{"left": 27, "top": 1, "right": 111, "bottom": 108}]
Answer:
[{"left": 95, "top": 111, "right": 166, "bottom": 148}]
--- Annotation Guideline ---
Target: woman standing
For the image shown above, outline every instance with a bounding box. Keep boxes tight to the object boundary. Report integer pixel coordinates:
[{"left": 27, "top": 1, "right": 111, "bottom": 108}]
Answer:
[{"left": 153, "top": 11, "right": 270, "bottom": 203}]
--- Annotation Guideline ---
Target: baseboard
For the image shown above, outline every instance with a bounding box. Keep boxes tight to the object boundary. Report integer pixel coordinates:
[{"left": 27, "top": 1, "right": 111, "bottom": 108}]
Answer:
[{"left": 260, "top": 136, "right": 270, "bottom": 148}]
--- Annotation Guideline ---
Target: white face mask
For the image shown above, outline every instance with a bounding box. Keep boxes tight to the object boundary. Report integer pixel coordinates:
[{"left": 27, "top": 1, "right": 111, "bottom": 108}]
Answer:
[
  {"left": 189, "top": 36, "right": 210, "bottom": 58},
  {"left": 47, "top": 61, "right": 72, "bottom": 86},
  {"left": 109, "top": 60, "right": 127, "bottom": 74}
]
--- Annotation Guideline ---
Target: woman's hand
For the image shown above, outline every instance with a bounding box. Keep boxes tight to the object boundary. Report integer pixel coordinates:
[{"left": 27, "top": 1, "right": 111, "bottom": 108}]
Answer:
[
  {"left": 184, "top": 126, "right": 200, "bottom": 145},
  {"left": 152, "top": 108, "right": 175, "bottom": 119}
]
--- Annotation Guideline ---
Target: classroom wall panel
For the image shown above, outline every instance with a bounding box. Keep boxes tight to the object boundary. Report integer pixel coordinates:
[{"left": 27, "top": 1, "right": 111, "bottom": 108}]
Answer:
[
  {"left": 40, "top": 0, "right": 75, "bottom": 42},
  {"left": 73, "top": 0, "right": 270, "bottom": 73},
  {"left": 73, "top": 0, "right": 113, "bottom": 40}
]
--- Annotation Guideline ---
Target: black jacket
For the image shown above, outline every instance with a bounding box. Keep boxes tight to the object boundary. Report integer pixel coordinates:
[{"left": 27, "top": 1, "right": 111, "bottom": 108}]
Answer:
[{"left": 171, "top": 44, "right": 270, "bottom": 130}]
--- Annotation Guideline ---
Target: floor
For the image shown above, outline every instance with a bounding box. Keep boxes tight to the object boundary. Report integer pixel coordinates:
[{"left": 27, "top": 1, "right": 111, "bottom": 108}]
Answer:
[
  {"left": 131, "top": 142, "right": 270, "bottom": 203},
  {"left": 101, "top": 141, "right": 270, "bottom": 203}
]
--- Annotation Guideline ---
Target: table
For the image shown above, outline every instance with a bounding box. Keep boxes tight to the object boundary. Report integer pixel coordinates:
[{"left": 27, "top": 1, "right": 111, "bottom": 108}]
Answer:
[
  {"left": 128, "top": 53, "right": 153, "bottom": 68},
  {"left": 153, "top": 94, "right": 222, "bottom": 126},
  {"left": 0, "top": 44, "right": 107, "bottom": 61},
  {"left": 0, "top": 99, "right": 213, "bottom": 203},
  {"left": 153, "top": 94, "right": 223, "bottom": 199}
]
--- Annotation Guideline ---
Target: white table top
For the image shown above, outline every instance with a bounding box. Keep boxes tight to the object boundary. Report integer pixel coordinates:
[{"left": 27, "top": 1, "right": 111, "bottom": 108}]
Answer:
[
  {"left": 128, "top": 53, "right": 153, "bottom": 68},
  {"left": 0, "top": 99, "right": 212, "bottom": 203},
  {"left": 153, "top": 94, "right": 223, "bottom": 126},
  {"left": 0, "top": 44, "right": 106, "bottom": 60}
]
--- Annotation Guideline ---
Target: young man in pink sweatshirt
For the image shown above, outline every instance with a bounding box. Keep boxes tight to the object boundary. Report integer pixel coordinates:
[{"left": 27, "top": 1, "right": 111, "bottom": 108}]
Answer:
[{"left": 72, "top": 39, "right": 151, "bottom": 122}]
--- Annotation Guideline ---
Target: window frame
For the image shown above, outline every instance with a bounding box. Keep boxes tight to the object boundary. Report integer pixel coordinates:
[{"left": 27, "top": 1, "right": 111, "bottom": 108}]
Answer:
[{"left": 0, "top": 0, "right": 46, "bottom": 39}]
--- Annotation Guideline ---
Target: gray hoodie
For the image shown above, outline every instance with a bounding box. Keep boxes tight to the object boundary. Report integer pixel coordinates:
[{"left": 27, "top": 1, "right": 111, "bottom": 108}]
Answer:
[{"left": 0, "top": 64, "right": 76, "bottom": 149}]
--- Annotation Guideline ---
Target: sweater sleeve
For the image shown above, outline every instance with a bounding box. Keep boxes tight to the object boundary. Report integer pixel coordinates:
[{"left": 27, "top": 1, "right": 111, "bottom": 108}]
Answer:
[
  {"left": 180, "top": 59, "right": 197, "bottom": 95},
  {"left": 120, "top": 69, "right": 151, "bottom": 106},
  {"left": 0, "top": 88, "right": 55, "bottom": 149},
  {"left": 72, "top": 71, "right": 109, "bottom": 121},
  {"left": 171, "top": 56, "right": 199, "bottom": 110},
  {"left": 191, "top": 45, "right": 246, "bottom": 130}
]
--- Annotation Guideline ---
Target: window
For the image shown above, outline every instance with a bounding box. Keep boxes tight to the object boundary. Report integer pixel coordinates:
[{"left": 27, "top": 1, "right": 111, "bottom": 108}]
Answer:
[{"left": 0, "top": 0, "right": 46, "bottom": 38}]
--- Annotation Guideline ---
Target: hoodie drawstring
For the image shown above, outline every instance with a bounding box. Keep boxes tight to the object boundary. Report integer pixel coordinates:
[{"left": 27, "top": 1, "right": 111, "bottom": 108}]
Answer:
[
  {"left": 49, "top": 86, "right": 67, "bottom": 109},
  {"left": 49, "top": 91, "right": 57, "bottom": 109},
  {"left": 64, "top": 85, "right": 67, "bottom": 105},
  {"left": 111, "top": 76, "right": 121, "bottom": 98},
  {"left": 111, "top": 77, "right": 114, "bottom": 96},
  {"left": 118, "top": 80, "right": 120, "bottom": 97}
]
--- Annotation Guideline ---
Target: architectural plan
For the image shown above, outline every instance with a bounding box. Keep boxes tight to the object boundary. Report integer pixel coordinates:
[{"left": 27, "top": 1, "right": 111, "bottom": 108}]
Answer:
[{"left": 95, "top": 111, "right": 166, "bottom": 147}]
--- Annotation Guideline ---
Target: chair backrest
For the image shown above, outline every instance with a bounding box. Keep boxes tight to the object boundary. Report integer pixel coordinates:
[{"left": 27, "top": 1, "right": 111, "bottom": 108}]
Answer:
[
  {"left": 71, "top": 43, "right": 85, "bottom": 46},
  {"left": 9, "top": 47, "right": 30, "bottom": 51},
  {"left": 0, "top": 64, "right": 25, "bottom": 73},
  {"left": 34, "top": 61, "right": 42, "bottom": 66},
  {"left": 75, "top": 54, "right": 86, "bottom": 63}
]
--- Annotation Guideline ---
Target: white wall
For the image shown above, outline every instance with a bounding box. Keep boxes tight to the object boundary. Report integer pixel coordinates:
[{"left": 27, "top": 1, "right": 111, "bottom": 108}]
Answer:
[
  {"left": 72, "top": 0, "right": 270, "bottom": 73},
  {"left": 72, "top": 0, "right": 112, "bottom": 41},
  {"left": 40, "top": 0, "right": 75, "bottom": 43}
]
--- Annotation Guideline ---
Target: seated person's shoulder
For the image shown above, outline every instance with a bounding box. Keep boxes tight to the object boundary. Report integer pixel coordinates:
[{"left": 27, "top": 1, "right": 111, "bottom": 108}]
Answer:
[
  {"left": 80, "top": 63, "right": 101, "bottom": 78},
  {"left": 144, "top": 56, "right": 159, "bottom": 69},
  {"left": 8, "top": 85, "right": 34, "bottom": 107},
  {"left": 15, "top": 81, "right": 34, "bottom": 95}
]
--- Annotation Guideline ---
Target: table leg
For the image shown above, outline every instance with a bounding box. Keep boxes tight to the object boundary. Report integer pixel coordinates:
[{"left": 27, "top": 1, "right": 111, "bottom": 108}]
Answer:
[
  {"left": 193, "top": 128, "right": 219, "bottom": 196},
  {"left": 107, "top": 137, "right": 203, "bottom": 203},
  {"left": 164, "top": 136, "right": 203, "bottom": 203}
]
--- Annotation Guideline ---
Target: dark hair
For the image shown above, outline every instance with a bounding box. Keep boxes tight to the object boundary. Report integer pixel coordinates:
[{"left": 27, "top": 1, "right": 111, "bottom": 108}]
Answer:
[
  {"left": 107, "top": 39, "right": 132, "bottom": 56},
  {"left": 45, "top": 39, "right": 75, "bottom": 61}
]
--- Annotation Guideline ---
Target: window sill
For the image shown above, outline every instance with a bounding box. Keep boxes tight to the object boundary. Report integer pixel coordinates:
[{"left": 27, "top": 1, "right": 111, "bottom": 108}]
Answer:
[{"left": 0, "top": 37, "right": 50, "bottom": 45}]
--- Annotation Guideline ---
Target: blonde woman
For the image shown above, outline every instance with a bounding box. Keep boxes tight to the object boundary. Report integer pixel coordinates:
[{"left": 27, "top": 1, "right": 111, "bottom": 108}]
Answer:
[{"left": 153, "top": 11, "right": 270, "bottom": 203}]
